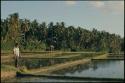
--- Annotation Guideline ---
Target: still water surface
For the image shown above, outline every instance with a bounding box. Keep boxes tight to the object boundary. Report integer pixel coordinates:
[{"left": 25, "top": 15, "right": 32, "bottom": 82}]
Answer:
[
  {"left": 5, "top": 60, "right": 124, "bottom": 82},
  {"left": 62, "top": 60, "right": 124, "bottom": 79}
]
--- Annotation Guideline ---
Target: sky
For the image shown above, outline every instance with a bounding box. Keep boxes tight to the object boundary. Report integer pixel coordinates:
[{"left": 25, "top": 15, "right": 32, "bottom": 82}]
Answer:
[{"left": 1, "top": 1, "right": 124, "bottom": 37}]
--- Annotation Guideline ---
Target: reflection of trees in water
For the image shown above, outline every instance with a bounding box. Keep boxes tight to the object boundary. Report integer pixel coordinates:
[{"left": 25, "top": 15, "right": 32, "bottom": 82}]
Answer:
[
  {"left": 53, "top": 60, "right": 122, "bottom": 74},
  {"left": 19, "top": 58, "right": 120, "bottom": 71},
  {"left": 19, "top": 54, "right": 95, "bottom": 69},
  {"left": 89, "top": 60, "right": 98, "bottom": 71},
  {"left": 19, "top": 58, "right": 83, "bottom": 69},
  {"left": 19, "top": 58, "right": 97, "bottom": 71},
  {"left": 19, "top": 58, "right": 72, "bottom": 69},
  {"left": 77, "top": 64, "right": 90, "bottom": 73},
  {"left": 91, "top": 60, "right": 118, "bottom": 69},
  {"left": 19, "top": 58, "right": 49, "bottom": 69},
  {"left": 52, "top": 63, "right": 91, "bottom": 74},
  {"left": 25, "top": 59, "right": 40, "bottom": 69}
]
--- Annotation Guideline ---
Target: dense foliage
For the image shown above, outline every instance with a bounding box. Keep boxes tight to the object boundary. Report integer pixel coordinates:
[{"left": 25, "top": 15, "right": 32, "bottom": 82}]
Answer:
[{"left": 1, "top": 13, "right": 124, "bottom": 52}]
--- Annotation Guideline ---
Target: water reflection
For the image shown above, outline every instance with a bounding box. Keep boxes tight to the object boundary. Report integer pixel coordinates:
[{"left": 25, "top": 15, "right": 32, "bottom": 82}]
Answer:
[
  {"left": 19, "top": 58, "right": 86, "bottom": 69},
  {"left": 53, "top": 63, "right": 91, "bottom": 74},
  {"left": 18, "top": 56, "right": 124, "bottom": 79},
  {"left": 55, "top": 60, "right": 124, "bottom": 79},
  {"left": 3, "top": 59, "right": 124, "bottom": 82},
  {"left": 53, "top": 60, "right": 108, "bottom": 74},
  {"left": 19, "top": 58, "right": 67, "bottom": 69}
]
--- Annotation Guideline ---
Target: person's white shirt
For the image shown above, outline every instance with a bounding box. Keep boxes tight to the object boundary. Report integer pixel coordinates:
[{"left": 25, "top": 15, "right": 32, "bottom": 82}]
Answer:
[{"left": 13, "top": 47, "right": 20, "bottom": 57}]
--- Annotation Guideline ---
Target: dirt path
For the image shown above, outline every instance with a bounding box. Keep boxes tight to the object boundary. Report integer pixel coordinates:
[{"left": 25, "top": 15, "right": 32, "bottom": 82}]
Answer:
[{"left": 1, "top": 71, "right": 16, "bottom": 81}]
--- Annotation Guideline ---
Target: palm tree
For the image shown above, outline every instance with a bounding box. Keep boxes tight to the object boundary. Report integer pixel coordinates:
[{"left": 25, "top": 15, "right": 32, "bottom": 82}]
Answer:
[{"left": 8, "top": 13, "right": 19, "bottom": 41}]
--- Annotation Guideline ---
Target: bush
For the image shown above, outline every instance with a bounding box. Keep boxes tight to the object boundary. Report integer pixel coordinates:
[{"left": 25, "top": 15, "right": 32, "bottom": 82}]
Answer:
[
  {"left": 70, "top": 48, "right": 77, "bottom": 52},
  {"left": 1, "top": 40, "right": 14, "bottom": 51}
]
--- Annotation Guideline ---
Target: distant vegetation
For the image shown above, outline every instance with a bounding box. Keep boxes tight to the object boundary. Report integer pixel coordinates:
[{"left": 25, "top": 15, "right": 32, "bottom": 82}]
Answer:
[{"left": 1, "top": 13, "right": 124, "bottom": 52}]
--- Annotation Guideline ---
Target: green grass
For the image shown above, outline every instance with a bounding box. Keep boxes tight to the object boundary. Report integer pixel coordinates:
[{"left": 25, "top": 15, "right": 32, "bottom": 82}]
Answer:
[
  {"left": 1, "top": 65, "right": 17, "bottom": 71},
  {"left": 1, "top": 64, "right": 31, "bottom": 74}
]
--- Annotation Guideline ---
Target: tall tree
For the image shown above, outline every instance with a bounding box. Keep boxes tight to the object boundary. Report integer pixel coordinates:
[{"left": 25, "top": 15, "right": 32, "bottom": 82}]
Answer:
[{"left": 8, "top": 13, "right": 19, "bottom": 41}]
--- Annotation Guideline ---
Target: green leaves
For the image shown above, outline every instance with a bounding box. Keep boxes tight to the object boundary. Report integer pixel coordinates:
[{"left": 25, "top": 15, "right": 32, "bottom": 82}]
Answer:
[{"left": 1, "top": 13, "right": 123, "bottom": 53}]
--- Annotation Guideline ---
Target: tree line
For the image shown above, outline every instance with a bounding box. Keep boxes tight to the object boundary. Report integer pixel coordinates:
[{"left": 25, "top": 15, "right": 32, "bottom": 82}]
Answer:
[{"left": 1, "top": 13, "right": 124, "bottom": 52}]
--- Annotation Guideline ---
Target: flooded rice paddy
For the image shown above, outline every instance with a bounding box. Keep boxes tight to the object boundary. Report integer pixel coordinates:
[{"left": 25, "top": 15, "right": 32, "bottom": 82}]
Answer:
[{"left": 4, "top": 55, "right": 124, "bottom": 82}]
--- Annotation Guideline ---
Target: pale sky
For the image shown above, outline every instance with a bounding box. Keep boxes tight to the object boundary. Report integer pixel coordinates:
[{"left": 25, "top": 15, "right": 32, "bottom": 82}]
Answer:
[{"left": 1, "top": 1, "right": 124, "bottom": 37}]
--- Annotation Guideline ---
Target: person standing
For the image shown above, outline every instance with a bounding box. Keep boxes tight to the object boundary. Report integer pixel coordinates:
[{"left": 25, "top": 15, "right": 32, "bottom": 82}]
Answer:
[{"left": 13, "top": 43, "right": 20, "bottom": 68}]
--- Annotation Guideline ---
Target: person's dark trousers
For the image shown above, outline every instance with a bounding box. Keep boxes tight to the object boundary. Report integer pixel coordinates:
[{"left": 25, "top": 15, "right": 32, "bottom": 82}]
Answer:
[{"left": 15, "top": 56, "right": 19, "bottom": 68}]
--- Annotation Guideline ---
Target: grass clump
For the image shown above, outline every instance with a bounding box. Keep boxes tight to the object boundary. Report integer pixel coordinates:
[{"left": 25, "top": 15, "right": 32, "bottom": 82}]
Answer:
[{"left": 1, "top": 65, "right": 17, "bottom": 71}]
